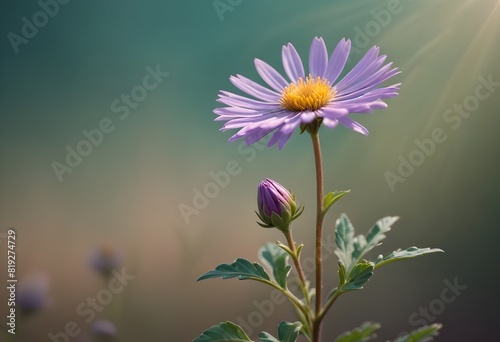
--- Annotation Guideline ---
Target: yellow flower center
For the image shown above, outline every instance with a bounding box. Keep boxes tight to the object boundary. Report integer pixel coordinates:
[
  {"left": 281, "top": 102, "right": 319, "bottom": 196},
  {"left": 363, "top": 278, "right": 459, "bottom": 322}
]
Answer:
[{"left": 280, "top": 75, "right": 335, "bottom": 112}]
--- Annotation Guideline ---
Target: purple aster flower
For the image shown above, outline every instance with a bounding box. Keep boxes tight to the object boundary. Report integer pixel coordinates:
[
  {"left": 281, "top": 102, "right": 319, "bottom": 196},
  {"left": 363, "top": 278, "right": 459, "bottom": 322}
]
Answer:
[
  {"left": 257, "top": 178, "right": 303, "bottom": 231},
  {"left": 214, "top": 37, "right": 400, "bottom": 149}
]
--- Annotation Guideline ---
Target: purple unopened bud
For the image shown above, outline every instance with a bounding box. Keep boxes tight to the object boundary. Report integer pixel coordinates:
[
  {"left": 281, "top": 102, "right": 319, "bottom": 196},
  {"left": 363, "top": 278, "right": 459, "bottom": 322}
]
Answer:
[{"left": 256, "top": 178, "right": 303, "bottom": 231}]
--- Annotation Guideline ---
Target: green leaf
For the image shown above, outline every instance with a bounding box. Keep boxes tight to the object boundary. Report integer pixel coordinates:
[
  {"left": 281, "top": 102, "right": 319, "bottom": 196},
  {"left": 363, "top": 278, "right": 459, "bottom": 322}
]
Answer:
[
  {"left": 258, "top": 333, "right": 279, "bottom": 342},
  {"left": 193, "top": 321, "right": 253, "bottom": 342},
  {"left": 258, "top": 321, "right": 302, "bottom": 342},
  {"left": 375, "top": 247, "right": 444, "bottom": 269},
  {"left": 393, "top": 323, "right": 442, "bottom": 342},
  {"left": 334, "top": 214, "right": 356, "bottom": 271},
  {"left": 324, "top": 190, "right": 350, "bottom": 213},
  {"left": 197, "top": 258, "right": 271, "bottom": 283},
  {"left": 352, "top": 216, "right": 399, "bottom": 262},
  {"left": 343, "top": 260, "right": 374, "bottom": 291},
  {"left": 334, "top": 321, "right": 381, "bottom": 342},
  {"left": 296, "top": 244, "right": 303, "bottom": 258},
  {"left": 276, "top": 241, "right": 293, "bottom": 257},
  {"left": 276, "top": 321, "right": 302, "bottom": 342},
  {"left": 338, "top": 262, "right": 347, "bottom": 286},
  {"left": 259, "top": 243, "right": 292, "bottom": 289}
]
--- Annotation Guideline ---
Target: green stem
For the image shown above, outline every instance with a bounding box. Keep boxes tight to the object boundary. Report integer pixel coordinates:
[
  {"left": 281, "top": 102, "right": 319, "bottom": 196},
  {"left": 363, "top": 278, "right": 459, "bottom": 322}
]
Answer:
[
  {"left": 317, "top": 288, "right": 342, "bottom": 322},
  {"left": 283, "top": 230, "right": 308, "bottom": 300},
  {"left": 254, "top": 278, "right": 309, "bottom": 319},
  {"left": 310, "top": 131, "right": 325, "bottom": 342},
  {"left": 283, "top": 229, "right": 313, "bottom": 332}
]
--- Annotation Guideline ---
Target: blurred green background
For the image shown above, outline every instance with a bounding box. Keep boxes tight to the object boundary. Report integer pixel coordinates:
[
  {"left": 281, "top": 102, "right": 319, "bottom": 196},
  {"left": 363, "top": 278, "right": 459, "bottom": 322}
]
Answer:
[{"left": 1, "top": 0, "right": 499, "bottom": 341}]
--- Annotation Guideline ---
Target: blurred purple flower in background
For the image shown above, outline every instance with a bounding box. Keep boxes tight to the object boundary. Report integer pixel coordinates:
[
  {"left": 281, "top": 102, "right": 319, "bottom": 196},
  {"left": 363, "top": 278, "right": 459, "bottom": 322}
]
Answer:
[
  {"left": 214, "top": 37, "right": 400, "bottom": 149},
  {"left": 91, "top": 319, "right": 117, "bottom": 341},
  {"left": 17, "top": 272, "right": 51, "bottom": 316},
  {"left": 89, "top": 244, "right": 122, "bottom": 277}
]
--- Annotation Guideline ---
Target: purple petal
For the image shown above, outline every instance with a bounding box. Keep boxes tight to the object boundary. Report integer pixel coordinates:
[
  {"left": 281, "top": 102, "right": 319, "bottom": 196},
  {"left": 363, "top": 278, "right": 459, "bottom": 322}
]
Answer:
[
  {"left": 334, "top": 101, "right": 387, "bottom": 114},
  {"left": 276, "top": 131, "right": 295, "bottom": 149},
  {"left": 267, "top": 129, "right": 287, "bottom": 148},
  {"left": 338, "top": 117, "right": 369, "bottom": 135},
  {"left": 230, "top": 75, "right": 281, "bottom": 102},
  {"left": 335, "top": 84, "right": 400, "bottom": 103},
  {"left": 337, "top": 62, "right": 400, "bottom": 97},
  {"left": 309, "top": 37, "right": 328, "bottom": 78},
  {"left": 282, "top": 43, "right": 305, "bottom": 82},
  {"left": 254, "top": 59, "right": 289, "bottom": 92},
  {"left": 324, "top": 38, "right": 351, "bottom": 84},
  {"left": 268, "top": 114, "right": 303, "bottom": 149},
  {"left": 300, "top": 110, "right": 316, "bottom": 123},
  {"left": 280, "top": 114, "right": 303, "bottom": 134},
  {"left": 322, "top": 117, "right": 339, "bottom": 128},
  {"left": 214, "top": 107, "right": 264, "bottom": 117},
  {"left": 267, "top": 128, "right": 294, "bottom": 150},
  {"left": 320, "top": 106, "right": 349, "bottom": 119},
  {"left": 271, "top": 180, "right": 291, "bottom": 200},
  {"left": 244, "top": 128, "right": 274, "bottom": 145},
  {"left": 335, "top": 46, "right": 380, "bottom": 92},
  {"left": 221, "top": 111, "right": 287, "bottom": 130},
  {"left": 217, "top": 91, "right": 282, "bottom": 109}
]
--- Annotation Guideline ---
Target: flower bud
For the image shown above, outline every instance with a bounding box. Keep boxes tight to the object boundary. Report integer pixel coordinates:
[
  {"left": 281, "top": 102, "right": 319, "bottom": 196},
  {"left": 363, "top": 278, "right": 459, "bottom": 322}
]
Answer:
[{"left": 256, "top": 178, "right": 303, "bottom": 231}]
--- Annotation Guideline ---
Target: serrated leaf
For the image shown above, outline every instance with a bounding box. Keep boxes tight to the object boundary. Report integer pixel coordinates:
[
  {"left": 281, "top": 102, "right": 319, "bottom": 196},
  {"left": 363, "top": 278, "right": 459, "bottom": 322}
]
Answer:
[
  {"left": 258, "top": 333, "right": 279, "bottom": 342},
  {"left": 197, "top": 258, "right": 270, "bottom": 283},
  {"left": 334, "top": 321, "right": 381, "bottom": 342},
  {"left": 193, "top": 321, "right": 253, "bottom": 342},
  {"left": 277, "top": 321, "right": 302, "bottom": 342},
  {"left": 375, "top": 247, "right": 444, "bottom": 269},
  {"left": 259, "top": 243, "right": 292, "bottom": 289},
  {"left": 392, "top": 323, "right": 442, "bottom": 342},
  {"left": 334, "top": 214, "right": 356, "bottom": 271},
  {"left": 343, "top": 260, "right": 374, "bottom": 291},
  {"left": 352, "top": 216, "right": 399, "bottom": 263},
  {"left": 258, "top": 321, "right": 302, "bottom": 342},
  {"left": 324, "top": 190, "right": 350, "bottom": 213}
]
